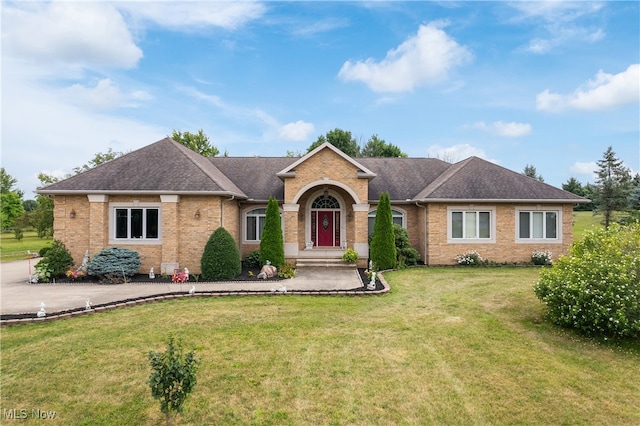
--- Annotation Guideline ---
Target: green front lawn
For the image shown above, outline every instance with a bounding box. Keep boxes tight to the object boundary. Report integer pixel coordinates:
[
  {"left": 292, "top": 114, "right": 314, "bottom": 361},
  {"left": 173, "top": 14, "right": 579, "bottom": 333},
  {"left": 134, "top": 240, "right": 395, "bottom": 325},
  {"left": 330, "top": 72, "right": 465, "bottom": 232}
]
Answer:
[
  {"left": 1, "top": 267, "right": 638, "bottom": 425},
  {"left": 0, "top": 231, "right": 52, "bottom": 262}
]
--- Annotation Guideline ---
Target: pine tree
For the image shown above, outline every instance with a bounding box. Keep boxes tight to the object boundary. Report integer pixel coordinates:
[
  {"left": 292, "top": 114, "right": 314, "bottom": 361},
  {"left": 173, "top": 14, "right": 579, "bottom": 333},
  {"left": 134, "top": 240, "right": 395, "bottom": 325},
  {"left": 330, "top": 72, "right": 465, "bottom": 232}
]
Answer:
[
  {"left": 593, "top": 146, "right": 632, "bottom": 228},
  {"left": 369, "top": 192, "right": 397, "bottom": 270},
  {"left": 260, "top": 197, "right": 285, "bottom": 268}
]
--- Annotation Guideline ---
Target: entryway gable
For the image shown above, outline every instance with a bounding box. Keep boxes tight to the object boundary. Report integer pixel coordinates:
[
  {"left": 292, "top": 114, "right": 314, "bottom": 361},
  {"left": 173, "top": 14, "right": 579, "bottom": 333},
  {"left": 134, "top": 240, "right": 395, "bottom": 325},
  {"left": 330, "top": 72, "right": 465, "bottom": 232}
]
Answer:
[{"left": 276, "top": 142, "right": 376, "bottom": 179}]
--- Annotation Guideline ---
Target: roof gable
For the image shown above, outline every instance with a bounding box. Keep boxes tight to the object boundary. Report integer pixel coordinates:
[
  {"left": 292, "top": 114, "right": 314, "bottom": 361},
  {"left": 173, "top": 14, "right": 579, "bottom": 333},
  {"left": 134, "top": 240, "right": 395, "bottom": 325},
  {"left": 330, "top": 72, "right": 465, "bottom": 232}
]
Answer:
[
  {"left": 415, "top": 156, "right": 588, "bottom": 202},
  {"left": 277, "top": 142, "right": 376, "bottom": 179},
  {"left": 38, "top": 138, "right": 247, "bottom": 196}
]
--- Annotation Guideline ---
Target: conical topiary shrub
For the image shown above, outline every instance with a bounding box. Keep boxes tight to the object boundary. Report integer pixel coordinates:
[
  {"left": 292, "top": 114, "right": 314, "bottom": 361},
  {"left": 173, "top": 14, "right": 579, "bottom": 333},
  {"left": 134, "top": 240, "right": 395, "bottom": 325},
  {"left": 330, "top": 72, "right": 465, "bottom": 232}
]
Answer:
[
  {"left": 259, "top": 197, "right": 285, "bottom": 268},
  {"left": 369, "top": 191, "right": 397, "bottom": 270},
  {"left": 201, "top": 227, "right": 242, "bottom": 280}
]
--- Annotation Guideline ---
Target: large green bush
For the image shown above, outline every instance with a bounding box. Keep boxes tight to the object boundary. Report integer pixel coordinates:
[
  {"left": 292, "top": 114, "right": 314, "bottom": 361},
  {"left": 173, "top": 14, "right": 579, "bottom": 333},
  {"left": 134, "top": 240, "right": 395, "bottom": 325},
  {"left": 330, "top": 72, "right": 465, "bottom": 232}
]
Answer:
[
  {"left": 369, "top": 192, "right": 396, "bottom": 270},
  {"left": 33, "top": 239, "right": 74, "bottom": 282},
  {"left": 86, "top": 247, "right": 141, "bottom": 283},
  {"left": 259, "top": 197, "right": 285, "bottom": 268},
  {"left": 201, "top": 227, "right": 242, "bottom": 280},
  {"left": 533, "top": 223, "right": 640, "bottom": 339}
]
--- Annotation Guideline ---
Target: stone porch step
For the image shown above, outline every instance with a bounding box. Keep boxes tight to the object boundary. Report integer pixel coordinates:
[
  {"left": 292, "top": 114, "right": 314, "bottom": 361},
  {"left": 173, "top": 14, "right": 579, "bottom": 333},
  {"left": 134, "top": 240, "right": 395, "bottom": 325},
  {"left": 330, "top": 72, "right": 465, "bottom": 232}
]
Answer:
[{"left": 295, "top": 258, "right": 355, "bottom": 269}]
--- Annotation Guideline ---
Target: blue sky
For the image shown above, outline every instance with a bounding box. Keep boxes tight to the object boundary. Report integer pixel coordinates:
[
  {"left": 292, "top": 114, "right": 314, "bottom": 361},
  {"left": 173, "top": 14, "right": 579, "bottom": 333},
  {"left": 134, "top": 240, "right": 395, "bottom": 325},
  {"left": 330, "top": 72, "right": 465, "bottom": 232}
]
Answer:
[{"left": 2, "top": 1, "right": 639, "bottom": 197}]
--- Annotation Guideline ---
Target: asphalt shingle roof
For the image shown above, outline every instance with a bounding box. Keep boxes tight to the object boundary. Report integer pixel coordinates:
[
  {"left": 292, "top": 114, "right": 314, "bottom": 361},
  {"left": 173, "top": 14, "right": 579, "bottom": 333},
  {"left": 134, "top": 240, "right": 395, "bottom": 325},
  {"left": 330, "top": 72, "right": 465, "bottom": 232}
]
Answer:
[{"left": 38, "top": 139, "right": 588, "bottom": 204}]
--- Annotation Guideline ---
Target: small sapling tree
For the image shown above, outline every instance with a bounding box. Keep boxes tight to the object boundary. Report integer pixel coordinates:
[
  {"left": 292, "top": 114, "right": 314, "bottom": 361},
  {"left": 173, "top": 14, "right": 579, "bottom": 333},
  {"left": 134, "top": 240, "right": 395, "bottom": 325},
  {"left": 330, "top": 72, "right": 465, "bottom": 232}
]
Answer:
[{"left": 148, "top": 336, "right": 200, "bottom": 426}]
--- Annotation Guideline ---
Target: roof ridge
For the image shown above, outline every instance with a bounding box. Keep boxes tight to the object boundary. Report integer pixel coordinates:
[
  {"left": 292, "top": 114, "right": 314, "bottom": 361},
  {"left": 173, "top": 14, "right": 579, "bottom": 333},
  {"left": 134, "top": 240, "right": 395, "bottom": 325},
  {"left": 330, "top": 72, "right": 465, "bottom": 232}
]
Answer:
[
  {"left": 415, "top": 157, "right": 474, "bottom": 199},
  {"left": 168, "top": 139, "right": 246, "bottom": 197}
]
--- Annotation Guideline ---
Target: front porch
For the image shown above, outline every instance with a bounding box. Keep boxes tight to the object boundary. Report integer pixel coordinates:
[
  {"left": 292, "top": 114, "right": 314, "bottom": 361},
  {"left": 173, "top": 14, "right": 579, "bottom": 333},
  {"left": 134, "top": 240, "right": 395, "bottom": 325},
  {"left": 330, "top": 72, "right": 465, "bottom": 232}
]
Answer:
[{"left": 294, "top": 247, "right": 357, "bottom": 268}]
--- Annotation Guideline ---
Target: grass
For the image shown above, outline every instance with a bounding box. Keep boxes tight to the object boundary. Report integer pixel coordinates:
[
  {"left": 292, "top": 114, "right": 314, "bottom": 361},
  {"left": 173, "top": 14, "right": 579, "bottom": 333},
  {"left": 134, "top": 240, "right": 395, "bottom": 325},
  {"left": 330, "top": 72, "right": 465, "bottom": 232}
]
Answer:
[
  {"left": 572, "top": 211, "right": 604, "bottom": 240},
  {"left": 0, "top": 231, "right": 52, "bottom": 262},
  {"left": 1, "top": 267, "right": 638, "bottom": 425}
]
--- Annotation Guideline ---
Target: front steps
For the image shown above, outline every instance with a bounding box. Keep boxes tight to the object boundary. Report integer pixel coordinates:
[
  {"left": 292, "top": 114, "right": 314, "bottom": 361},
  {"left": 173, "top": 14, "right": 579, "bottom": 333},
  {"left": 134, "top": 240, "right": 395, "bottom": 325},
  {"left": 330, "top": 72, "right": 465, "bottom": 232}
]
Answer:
[{"left": 295, "top": 257, "right": 355, "bottom": 269}]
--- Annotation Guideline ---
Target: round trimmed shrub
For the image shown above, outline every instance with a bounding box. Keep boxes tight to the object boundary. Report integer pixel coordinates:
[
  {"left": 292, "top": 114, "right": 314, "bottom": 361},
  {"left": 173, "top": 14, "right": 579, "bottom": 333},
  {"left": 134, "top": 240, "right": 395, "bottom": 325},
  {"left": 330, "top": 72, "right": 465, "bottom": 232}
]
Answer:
[
  {"left": 87, "top": 247, "right": 141, "bottom": 283},
  {"left": 533, "top": 223, "right": 640, "bottom": 339},
  {"left": 201, "top": 227, "right": 241, "bottom": 280}
]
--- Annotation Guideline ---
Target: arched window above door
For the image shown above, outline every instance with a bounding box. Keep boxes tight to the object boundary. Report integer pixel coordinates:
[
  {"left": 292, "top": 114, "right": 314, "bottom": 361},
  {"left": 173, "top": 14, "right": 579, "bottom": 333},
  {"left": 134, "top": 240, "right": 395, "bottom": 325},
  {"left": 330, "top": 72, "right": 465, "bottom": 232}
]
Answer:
[{"left": 312, "top": 195, "right": 340, "bottom": 209}]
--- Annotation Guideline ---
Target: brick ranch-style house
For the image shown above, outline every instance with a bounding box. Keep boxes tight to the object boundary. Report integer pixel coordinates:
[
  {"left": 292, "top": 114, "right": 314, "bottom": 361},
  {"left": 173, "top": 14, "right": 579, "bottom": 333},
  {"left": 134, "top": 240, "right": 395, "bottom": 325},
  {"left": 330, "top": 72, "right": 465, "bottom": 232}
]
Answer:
[{"left": 38, "top": 138, "right": 589, "bottom": 274}]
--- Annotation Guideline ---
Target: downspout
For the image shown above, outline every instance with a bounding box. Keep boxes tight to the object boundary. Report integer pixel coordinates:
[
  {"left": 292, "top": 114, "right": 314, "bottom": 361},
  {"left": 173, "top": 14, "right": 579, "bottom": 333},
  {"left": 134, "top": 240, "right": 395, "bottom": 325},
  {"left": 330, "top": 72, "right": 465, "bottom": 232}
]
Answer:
[
  {"left": 416, "top": 201, "right": 427, "bottom": 265},
  {"left": 221, "top": 195, "right": 235, "bottom": 228}
]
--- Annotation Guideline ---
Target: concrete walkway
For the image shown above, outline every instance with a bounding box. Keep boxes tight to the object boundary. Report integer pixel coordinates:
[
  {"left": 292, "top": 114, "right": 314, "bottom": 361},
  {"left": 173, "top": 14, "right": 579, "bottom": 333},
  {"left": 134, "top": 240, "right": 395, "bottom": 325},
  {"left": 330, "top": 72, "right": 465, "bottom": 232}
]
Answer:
[{"left": 0, "top": 259, "right": 370, "bottom": 316}]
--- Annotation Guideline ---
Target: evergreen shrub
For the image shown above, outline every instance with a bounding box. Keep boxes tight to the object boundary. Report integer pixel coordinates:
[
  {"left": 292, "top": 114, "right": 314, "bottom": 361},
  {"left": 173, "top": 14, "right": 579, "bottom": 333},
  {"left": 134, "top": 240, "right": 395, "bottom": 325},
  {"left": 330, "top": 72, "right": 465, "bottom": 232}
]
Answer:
[
  {"left": 369, "top": 192, "right": 396, "bottom": 270},
  {"left": 244, "top": 250, "right": 261, "bottom": 269},
  {"left": 201, "top": 227, "right": 242, "bottom": 280},
  {"left": 86, "top": 247, "right": 141, "bottom": 283},
  {"left": 393, "top": 225, "right": 420, "bottom": 268},
  {"left": 259, "top": 197, "right": 285, "bottom": 268}
]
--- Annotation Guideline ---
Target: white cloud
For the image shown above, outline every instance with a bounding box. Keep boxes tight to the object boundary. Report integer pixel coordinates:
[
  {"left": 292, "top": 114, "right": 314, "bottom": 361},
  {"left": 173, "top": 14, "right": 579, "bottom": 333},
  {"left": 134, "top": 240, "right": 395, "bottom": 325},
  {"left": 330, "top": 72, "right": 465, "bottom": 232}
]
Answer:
[
  {"left": 470, "top": 121, "right": 532, "bottom": 138},
  {"left": 63, "top": 79, "right": 152, "bottom": 111},
  {"left": 3, "top": 72, "right": 166, "bottom": 196},
  {"left": 278, "top": 121, "right": 316, "bottom": 142},
  {"left": 570, "top": 161, "right": 598, "bottom": 177},
  {"left": 537, "top": 64, "right": 640, "bottom": 112},
  {"left": 2, "top": 1, "right": 142, "bottom": 72},
  {"left": 509, "top": 2, "right": 606, "bottom": 54},
  {"left": 338, "top": 21, "right": 472, "bottom": 93},
  {"left": 426, "top": 144, "right": 497, "bottom": 164},
  {"left": 118, "top": 1, "right": 266, "bottom": 31}
]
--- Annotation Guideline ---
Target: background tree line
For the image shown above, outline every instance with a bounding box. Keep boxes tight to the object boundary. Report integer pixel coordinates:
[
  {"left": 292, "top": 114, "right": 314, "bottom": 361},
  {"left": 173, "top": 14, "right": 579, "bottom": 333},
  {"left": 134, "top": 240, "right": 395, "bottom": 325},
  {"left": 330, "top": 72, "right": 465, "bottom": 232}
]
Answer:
[{"left": 4, "top": 130, "right": 637, "bottom": 240}]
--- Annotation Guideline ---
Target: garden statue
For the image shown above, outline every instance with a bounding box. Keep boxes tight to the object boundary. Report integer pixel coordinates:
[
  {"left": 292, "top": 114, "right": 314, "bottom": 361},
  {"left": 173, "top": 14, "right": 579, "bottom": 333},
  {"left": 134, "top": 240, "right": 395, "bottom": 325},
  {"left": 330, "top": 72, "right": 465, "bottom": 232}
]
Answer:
[
  {"left": 367, "top": 271, "right": 377, "bottom": 290},
  {"left": 37, "top": 302, "right": 46, "bottom": 318},
  {"left": 80, "top": 250, "right": 90, "bottom": 272},
  {"left": 189, "top": 285, "right": 196, "bottom": 295},
  {"left": 85, "top": 299, "right": 92, "bottom": 310},
  {"left": 149, "top": 268, "right": 155, "bottom": 279}
]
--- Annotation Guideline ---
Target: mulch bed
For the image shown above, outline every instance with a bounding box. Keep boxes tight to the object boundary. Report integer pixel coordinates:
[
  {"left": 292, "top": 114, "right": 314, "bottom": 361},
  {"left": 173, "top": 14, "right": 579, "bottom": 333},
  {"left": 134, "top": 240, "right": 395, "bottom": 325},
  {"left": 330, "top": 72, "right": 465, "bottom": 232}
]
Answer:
[{"left": 2, "top": 269, "right": 383, "bottom": 322}]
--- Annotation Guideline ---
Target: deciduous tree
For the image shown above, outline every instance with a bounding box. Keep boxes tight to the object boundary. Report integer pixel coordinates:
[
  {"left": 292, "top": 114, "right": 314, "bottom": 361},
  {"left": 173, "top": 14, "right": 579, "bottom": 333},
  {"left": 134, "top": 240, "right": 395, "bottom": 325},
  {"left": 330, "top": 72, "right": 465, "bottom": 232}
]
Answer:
[
  {"left": 307, "top": 128, "right": 360, "bottom": 157},
  {"left": 171, "top": 129, "right": 219, "bottom": 157},
  {"left": 361, "top": 134, "right": 407, "bottom": 157}
]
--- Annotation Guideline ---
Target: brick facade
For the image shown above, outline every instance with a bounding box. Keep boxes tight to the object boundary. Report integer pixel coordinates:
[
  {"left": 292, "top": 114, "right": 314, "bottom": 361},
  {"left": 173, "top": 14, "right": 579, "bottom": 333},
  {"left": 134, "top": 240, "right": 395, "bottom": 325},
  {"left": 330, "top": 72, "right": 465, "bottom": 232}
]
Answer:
[{"left": 51, "top": 144, "right": 578, "bottom": 273}]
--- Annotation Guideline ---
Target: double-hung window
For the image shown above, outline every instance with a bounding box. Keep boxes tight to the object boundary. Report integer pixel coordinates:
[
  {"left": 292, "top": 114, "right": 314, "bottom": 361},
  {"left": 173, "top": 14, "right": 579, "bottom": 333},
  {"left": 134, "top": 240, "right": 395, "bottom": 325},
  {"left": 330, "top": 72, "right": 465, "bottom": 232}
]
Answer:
[
  {"left": 518, "top": 210, "right": 558, "bottom": 240},
  {"left": 448, "top": 208, "right": 494, "bottom": 242},
  {"left": 245, "top": 208, "right": 267, "bottom": 241},
  {"left": 114, "top": 207, "right": 160, "bottom": 241}
]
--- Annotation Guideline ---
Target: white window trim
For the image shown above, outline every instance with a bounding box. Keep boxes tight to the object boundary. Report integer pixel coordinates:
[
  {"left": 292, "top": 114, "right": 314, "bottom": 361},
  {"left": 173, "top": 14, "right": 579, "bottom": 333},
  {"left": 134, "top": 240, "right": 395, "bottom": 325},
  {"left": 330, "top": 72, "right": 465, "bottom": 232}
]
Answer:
[
  {"left": 242, "top": 206, "right": 284, "bottom": 243},
  {"left": 515, "top": 207, "right": 563, "bottom": 244},
  {"left": 109, "top": 202, "right": 162, "bottom": 245},
  {"left": 447, "top": 206, "right": 496, "bottom": 244},
  {"left": 368, "top": 207, "right": 406, "bottom": 227}
]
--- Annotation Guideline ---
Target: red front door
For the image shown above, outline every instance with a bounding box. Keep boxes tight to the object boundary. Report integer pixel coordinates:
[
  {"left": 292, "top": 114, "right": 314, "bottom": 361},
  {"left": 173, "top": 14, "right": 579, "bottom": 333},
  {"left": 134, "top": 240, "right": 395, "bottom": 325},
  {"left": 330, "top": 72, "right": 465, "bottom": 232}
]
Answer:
[{"left": 316, "top": 211, "right": 334, "bottom": 247}]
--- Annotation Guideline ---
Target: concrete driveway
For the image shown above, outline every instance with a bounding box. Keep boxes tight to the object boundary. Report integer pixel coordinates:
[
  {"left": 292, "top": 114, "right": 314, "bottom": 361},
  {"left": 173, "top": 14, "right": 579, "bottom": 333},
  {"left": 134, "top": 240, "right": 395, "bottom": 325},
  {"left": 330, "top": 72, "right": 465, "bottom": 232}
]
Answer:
[{"left": 1, "top": 259, "right": 371, "bottom": 315}]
